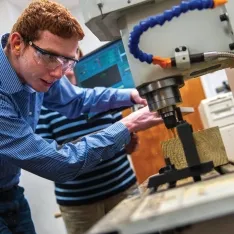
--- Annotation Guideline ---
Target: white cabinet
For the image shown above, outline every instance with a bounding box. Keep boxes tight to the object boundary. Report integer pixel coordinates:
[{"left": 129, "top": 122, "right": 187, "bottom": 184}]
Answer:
[{"left": 199, "top": 92, "right": 234, "bottom": 162}]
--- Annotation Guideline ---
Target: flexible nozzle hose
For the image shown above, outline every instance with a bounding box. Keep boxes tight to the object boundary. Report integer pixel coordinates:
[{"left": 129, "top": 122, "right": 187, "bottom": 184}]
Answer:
[
  {"left": 204, "top": 51, "right": 234, "bottom": 61},
  {"left": 128, "top": 0, "right": 228, "bottom": 67}
]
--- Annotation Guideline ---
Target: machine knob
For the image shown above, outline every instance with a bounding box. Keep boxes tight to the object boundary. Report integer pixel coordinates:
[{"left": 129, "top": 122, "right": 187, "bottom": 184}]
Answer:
[{"left": 220, "top": 13, "right": 229, "bottom": 22}]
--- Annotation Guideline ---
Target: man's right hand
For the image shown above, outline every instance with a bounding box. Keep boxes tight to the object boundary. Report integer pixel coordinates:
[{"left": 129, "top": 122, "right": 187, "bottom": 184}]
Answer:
[{"left": 120, "top": 106, "right": 163, "bottom": 133}]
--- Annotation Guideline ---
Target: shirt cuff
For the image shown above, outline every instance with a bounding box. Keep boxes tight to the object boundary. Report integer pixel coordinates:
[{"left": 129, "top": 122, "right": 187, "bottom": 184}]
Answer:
[
  {"left": 103, "top": 121, "right": 131, "bottom": 154},
  {"left": 80, "top": 121, "right": 131, "bottom": 172},
  {"left": 113, "top": 89, "right": 135, "bottom": 108}
]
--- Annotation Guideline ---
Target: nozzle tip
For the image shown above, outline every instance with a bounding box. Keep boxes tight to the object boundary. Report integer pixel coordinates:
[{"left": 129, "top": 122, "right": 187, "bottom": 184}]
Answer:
[{"left": 213, "top": 0, "right": 228, "bottom": 8}]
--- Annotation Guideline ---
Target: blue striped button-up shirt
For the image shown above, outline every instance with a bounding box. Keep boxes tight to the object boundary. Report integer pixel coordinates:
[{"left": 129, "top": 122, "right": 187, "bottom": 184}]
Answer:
[{"left": 0, "top": 34, "right": 133, "bottom": 189}]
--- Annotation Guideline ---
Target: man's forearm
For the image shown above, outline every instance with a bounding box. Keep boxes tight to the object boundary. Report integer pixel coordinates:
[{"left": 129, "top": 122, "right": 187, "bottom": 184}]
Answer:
[
  {"left": 1, "top": 117, "right": 130, "bottom": 184},
  {"left": 44, "top": 77, "right": 134, "bottom": 118}
]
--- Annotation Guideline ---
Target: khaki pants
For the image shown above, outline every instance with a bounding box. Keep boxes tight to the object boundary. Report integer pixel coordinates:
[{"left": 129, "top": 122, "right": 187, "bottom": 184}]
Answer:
[{"left": 59, "top": 185, "right": 138, "bottom": 234}]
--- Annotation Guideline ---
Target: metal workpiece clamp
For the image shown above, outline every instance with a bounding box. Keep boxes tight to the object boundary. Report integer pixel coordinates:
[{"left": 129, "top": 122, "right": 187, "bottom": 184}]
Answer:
[
  {"left": 174, "top": 46, "right": 191, "bottom": 70},
  {"left": 147, "top": 109, "right": 214, "bottom": 190}
]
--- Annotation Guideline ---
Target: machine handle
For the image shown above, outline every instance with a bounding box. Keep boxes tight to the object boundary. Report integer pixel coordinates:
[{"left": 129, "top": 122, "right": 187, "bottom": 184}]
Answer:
[{"left": 128, "top": 0, "right": 227, "bottom": 68}]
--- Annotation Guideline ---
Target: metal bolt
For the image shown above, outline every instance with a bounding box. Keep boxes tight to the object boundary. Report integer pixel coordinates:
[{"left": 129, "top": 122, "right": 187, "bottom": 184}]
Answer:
[
  {"left": 229, "top": 43, "right": 234, "bottom": 50},
  {"left": 220, "top": 13, "right": 229, "bottom": 22}
]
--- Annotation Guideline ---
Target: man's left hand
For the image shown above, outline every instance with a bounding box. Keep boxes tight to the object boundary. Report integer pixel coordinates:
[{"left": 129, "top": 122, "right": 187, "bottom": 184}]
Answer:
[{"left": 131, "top": 89, "right": 147, "bottom": 106}]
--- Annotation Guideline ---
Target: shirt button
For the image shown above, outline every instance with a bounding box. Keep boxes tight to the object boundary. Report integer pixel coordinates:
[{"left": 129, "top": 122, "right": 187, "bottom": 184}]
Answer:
[
  {"left": 29, "top": 112, "right": 32, "bottom": 116},
  {"left": 100, "top": 158, "right": 103, "bottom": 162}
]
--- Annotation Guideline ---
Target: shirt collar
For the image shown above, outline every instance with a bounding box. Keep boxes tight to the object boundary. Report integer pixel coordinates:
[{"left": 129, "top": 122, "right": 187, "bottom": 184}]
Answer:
[
  {"left": 23, "top": 84, "right": 36, "bottom": 93},
  {"left": 0, "top": 33, "right": 24, "bottom": 94}
]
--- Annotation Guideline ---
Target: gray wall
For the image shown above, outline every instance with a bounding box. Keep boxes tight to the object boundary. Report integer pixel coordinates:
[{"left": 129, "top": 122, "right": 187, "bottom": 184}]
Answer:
[{"left": 20, "top": 170, "right": 66, "bottom": 234}]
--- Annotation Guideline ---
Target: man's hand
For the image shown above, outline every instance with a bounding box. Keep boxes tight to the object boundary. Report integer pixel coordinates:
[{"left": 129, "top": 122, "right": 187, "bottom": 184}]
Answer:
[
  {"left": 120, "top": 106, "right": 163, "bottom": 133},
  {"left": 125, "top": 133, "right": 139, "bottom": 154},
  {"left": 130, "top": 89, "right": 147, "bottom": 106}
]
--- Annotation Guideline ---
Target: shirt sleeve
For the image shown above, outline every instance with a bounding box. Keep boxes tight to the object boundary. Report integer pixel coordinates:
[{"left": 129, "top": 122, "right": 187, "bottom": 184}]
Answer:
[
  {"left": 43, "top": 76, "right": 134, "bottom": 118},
  {"left": 0, "top": 95, "right": 131, "bottom": 183}
]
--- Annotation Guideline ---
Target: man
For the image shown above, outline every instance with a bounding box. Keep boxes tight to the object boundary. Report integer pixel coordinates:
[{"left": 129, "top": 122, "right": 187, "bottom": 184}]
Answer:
[
  {"left": 36, "top": 47, "right": 139, "bottom": 234},
  {"left": 0, "top": 0, "right": 162, "bottom": 233}
]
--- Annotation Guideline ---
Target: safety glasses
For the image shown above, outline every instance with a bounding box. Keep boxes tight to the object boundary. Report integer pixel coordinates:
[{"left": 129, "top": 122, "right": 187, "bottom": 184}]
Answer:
[{"left": 29, "top": 41, "right": 79, "bottom": 73}]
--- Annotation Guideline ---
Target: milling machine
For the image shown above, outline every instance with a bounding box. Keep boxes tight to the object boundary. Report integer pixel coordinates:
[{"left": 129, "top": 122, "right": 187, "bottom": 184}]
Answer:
[
  {"left": 80, "top": 0, "right": 234, "bottom": 127},
  {"left": 79, "top": 0, "right": 234, "bottom": 233}
]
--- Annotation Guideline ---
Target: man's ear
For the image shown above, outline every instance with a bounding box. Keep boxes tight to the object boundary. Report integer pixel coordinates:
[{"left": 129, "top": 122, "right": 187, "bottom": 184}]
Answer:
[{"left": 9, "top": 32, "right": 25, "bottom": 55}]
